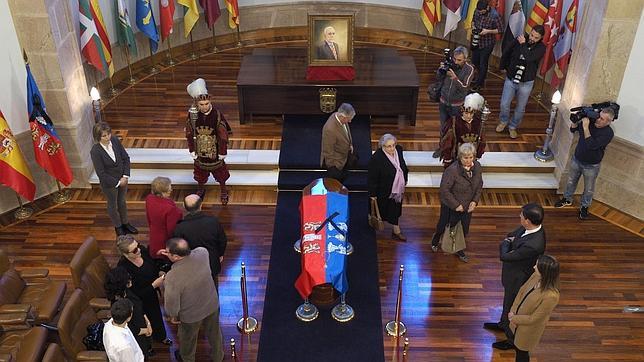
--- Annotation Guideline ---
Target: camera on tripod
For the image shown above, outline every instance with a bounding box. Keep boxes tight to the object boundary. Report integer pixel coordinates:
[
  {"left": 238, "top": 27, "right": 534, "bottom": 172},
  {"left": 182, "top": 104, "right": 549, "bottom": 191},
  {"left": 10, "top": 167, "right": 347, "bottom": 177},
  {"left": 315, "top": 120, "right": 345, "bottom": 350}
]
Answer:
[
  {"left": 569, "top": 101, "right": 620, "bottom": 123},
  {"left": 471, "top": 28, "right": 481, "bottom": 49},
  {"left": 438, "top": 48, "right": 457, "bottom": 76}
]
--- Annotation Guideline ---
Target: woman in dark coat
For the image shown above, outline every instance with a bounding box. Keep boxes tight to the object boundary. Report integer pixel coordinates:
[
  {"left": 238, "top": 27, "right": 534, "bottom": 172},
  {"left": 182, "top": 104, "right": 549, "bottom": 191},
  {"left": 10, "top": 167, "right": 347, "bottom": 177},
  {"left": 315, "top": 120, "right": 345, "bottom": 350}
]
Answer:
[
  {"left": 104, "top": 266, "right": 153, "bottom": 356},
  {"left": 431, "top": 142, "right": 483, "bottom": 262},
  {"left": 116, "top": 235, "right": 171, "bottom": 346},
  {"left": 368, "top": 133, "right": 409, "bottom": 241}
]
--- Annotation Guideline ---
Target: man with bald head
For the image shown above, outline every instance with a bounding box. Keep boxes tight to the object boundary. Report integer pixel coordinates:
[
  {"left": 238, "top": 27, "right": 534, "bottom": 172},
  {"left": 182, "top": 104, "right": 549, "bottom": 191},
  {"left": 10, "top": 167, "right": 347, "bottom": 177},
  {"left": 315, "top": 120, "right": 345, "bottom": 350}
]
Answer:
[{"left": 172, "top": 194, "right": 227, "bottom": 288}]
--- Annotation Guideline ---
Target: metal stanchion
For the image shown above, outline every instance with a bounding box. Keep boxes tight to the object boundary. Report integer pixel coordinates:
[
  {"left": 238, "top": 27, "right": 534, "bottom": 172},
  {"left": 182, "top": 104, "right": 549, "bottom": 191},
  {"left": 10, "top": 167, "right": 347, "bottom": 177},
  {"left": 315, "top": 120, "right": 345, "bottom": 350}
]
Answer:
[
  {"left": 237, "top": 262, "right": 258, "bottom": 333},
  {"left": 534, "top": 90, "right": 562, "bottom": 162},
  {"left": 52, "top": 180, "right": 70, "bottom": 204},
  {"left": 13, "top": 193, "right": 33, "bottom": 220},
  {"left": 230, "top": 338, "right": 236, "bottom": 360},
  {"left": 385, "top": 265, "right": 407, "bottom": 336},
  {"left": 403, "top": 337, "right": 410, "bottom": 359}
]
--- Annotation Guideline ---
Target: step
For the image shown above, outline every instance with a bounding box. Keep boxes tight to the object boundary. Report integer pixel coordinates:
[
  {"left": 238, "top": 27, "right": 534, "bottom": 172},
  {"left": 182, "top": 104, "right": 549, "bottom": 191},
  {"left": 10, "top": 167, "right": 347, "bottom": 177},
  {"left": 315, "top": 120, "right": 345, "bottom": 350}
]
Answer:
[
  {"left": 89, "top": 169, "right": 279, "bottom": 187},
  {"left": 125, "top": 148, "right": 555, "bottom": 173}
]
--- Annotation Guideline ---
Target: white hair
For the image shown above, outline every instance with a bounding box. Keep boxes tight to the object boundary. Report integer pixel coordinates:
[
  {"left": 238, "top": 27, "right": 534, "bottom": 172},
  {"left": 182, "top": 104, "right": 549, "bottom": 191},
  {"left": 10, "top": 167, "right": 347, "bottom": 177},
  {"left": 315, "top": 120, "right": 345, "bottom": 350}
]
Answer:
[
  {"left": 324, "top": 26, "right": 336, "bottom": 35},
  {"left": 337, "top": 103, "right": 355, "bottom": 118},
  {"left": 378, "top": 133, "right": 397, "bottom": 148},
  {"left": 463, "top": 93, "right": 485, "bottom": 112}
]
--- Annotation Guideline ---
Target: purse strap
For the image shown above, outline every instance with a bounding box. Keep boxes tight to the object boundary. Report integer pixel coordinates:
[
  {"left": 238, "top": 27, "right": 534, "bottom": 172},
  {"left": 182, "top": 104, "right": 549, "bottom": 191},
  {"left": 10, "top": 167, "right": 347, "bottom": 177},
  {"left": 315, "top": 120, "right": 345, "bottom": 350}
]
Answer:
[{"left": 370, "top": 198, "right": 382, "bottom": 219}]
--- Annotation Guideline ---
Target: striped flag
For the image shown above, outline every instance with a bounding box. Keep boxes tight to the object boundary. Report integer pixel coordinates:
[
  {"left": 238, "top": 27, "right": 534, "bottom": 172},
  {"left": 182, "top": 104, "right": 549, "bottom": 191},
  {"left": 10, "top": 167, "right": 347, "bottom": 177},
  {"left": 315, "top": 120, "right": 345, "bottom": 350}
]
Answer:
[
  {"left": 444, "top": 0, "right": 462, "bottom": 37},
  {"left": 551, "top": 0, "right": 578, "bottom": 87},
  {"left": 526, "top": 0, "right": 550, "bottom": 34},
  {"left": 421, "top": 0, "right": 442, "bottom": 35},
  {"left": 78, "top": 0, "right": 114, "bottom": 76},
  {"left": 178, "top": 0, "right": 200, "bottom": 37},
  {"left": 539, "top": 0, "right": 563, "bottom": 75},
  {"left": 115, "top": 0, "right": 137, "bottom": 56},
  {"left": 225, "top": 0, "right": 240, "bottom": 29},
  {"left": 0, "top": 110, "right": 36, "bottom": 201},
  {"left": 159, "top": 0, "right": 175, "bottom": 41}
]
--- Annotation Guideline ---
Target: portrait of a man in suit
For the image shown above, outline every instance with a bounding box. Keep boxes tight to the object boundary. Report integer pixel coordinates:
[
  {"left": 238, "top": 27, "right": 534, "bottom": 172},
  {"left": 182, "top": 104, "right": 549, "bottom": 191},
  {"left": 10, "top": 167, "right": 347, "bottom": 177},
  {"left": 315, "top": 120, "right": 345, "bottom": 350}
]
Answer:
[{"left": 317, "top": 26, "right": 340, "bottom": 60}]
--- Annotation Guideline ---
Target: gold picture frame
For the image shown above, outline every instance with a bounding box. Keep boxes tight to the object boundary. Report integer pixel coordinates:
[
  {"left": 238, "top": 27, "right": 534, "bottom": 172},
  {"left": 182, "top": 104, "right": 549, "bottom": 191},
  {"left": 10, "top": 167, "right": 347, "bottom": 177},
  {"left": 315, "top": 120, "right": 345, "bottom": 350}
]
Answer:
[{"left": 308, "top": 14, "right": 354, "bottom": 66}]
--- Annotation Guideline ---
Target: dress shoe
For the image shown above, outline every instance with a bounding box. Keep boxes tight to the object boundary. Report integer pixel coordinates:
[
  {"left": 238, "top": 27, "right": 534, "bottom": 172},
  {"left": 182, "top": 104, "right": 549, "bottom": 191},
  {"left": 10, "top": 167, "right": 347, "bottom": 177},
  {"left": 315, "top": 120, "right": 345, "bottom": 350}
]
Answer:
[
  {"left": 492, "top": 340, "right": 515, "bottom": 350},
  {"left": 122, "top": 223, "right": 138, "bottom": 234},
  {"left": 392, "top": 232, "right": 407, "bottom": 242},
  {"left": 115, "top": 226, "right": 126, "bottom": 236},
  {"left": 483, "top": 322, "right": 504, "bottom": 331}
]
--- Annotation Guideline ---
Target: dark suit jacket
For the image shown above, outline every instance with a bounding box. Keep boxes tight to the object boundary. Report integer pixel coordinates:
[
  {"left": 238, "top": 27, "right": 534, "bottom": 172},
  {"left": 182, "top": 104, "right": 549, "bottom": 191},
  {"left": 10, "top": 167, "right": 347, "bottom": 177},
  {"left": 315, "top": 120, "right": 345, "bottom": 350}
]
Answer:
[
  {"left": 90, "top": 136, "right": 130, "bottom": 189},
  {"left": 320, "top": 113, "right": 353, "bottom": 170},
  {"left": 317, "top": 41, "right": 340, "bottom": 60},
  {"left": 173, "top": 212, "right": 227, "bottom": 278},
  {"left": 500, "top": 226, "right": 546, "bottom": 292},
  {"left": 368, "top": 146, "right": 409, "bottom": 200}
]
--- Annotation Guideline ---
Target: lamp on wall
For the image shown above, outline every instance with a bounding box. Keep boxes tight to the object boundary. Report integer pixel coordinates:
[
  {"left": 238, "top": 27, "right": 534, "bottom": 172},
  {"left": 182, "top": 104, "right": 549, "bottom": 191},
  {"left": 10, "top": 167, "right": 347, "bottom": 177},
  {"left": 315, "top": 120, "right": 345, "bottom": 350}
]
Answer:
[
  {"left": 90, "top": 87, "right": 102, "bottom": 124},
  {"left": 534, "top": 90, "right": 562, "bottom": 162}
]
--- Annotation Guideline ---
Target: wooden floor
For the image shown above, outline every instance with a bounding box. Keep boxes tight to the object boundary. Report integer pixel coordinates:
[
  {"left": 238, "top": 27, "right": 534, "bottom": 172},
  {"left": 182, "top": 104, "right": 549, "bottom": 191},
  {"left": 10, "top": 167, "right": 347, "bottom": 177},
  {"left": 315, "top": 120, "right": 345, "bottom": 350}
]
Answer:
[{"left": 1, "top": 200, "right": 643, "bottom": 361}]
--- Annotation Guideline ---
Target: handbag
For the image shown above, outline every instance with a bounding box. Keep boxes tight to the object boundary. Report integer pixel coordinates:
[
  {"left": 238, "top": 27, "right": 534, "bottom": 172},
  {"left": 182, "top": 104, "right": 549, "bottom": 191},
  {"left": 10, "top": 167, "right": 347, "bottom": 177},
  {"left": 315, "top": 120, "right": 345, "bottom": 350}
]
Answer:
[
  {"left": 368, "top": 198, "right": 385, "bottom": 231},
  {"left": 82, "top": 321, "right": 105, "bottom": 351},
  {"left": 427, "top": 81, "right": 443, "bottom": 103},
  {"left": 440, "top": 221, "right": 466, "bottom": 254}
]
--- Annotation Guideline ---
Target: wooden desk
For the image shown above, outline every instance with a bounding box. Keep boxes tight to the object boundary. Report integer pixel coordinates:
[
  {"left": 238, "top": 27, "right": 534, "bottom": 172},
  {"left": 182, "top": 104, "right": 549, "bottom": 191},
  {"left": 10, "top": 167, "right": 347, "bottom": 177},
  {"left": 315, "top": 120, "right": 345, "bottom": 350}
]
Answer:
[{"left": 236, "top": 48, "right": 419, "bottom": 125}]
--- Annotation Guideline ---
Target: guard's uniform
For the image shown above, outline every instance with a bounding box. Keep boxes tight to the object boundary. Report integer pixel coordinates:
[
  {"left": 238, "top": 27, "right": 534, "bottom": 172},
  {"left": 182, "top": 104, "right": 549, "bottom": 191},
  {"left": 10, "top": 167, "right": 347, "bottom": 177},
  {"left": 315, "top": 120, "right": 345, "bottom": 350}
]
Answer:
[
  {"left": 186, "top": 106, "right": 231, "bottom": 185},
  {"left": 439, "top": 114, "right": 486, "bottom": 168}
]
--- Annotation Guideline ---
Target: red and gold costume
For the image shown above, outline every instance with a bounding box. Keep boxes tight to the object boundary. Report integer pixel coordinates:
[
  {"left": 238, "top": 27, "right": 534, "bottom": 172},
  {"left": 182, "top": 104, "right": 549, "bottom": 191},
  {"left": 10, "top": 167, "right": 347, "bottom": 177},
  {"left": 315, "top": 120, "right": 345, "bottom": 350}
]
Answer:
[{"left": 439, "top": 114, "right": 486, "bottom": 168}]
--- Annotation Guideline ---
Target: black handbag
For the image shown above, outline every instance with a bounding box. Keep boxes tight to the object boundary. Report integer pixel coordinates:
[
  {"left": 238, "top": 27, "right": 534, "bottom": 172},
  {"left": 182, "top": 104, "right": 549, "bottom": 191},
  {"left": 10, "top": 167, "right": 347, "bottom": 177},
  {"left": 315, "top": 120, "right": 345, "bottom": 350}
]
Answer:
[
  {"left": 427, "top": 81, "right": 443, "bottom": 102},
  {"left": 83, "top": 321, "right": 105, "bottom": 351}
]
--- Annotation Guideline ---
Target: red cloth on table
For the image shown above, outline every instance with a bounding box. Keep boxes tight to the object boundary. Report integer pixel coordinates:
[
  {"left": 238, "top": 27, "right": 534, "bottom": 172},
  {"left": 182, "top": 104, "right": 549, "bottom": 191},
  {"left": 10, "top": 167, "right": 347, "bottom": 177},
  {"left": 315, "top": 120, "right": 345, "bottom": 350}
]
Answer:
[{"left": 306, "top": 66, "right": 355, "bottom": 81}]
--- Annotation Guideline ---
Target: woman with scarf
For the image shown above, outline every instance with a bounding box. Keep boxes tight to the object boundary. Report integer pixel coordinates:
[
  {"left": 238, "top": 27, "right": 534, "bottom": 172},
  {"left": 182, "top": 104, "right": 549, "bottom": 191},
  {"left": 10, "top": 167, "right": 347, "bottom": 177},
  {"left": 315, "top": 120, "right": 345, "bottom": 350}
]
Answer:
[
  {"left": 368, "top": 133, "right": 409, "bottom": 241},
  {"left": 431, "top": 143, "right": 483, "bottom": 262}
]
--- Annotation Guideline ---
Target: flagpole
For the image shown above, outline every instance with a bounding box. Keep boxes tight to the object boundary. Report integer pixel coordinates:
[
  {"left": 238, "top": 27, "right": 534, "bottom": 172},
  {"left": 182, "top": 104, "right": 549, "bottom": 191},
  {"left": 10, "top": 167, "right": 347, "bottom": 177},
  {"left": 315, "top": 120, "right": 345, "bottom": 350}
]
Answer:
[
  {"left": 148, "top": 45, "right": 160, "bottom": 74},
  {"left": 14, "top": 193, "right": 33, "bottom": 220},
  {"left": 536, "top": 77, "right": 545, "bottom": 103},
  {"left": 52, "top": 180, "right": 70, "bottom": 204},
  {"left": 107, "top": 76, "right": 118, "bottom": 97},
  {"left": 189, "top": 33, "right": 198, "bottom": 60},
  {"left": 211, "top": 26, "right": 219, "bottom": 53},
  {"left": 236, "top": 26, "right": 242, "bottom": 48},
  {"left": 165, "top": 36, "right": 176, "bottom": 66},
  {"left": 423, "top": 29, "right": 430, "bottom": 52},
  {"left": 122, "top": 46, "right": 136, "bottom": 85}
]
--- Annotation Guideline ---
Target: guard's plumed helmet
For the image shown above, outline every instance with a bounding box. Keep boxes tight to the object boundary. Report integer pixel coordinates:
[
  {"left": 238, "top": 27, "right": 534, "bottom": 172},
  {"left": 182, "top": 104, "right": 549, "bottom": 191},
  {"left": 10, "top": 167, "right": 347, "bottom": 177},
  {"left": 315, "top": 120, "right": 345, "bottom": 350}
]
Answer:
[
  {"left": 187, "top": 78, "right": 209, "bottom": 101},
  {"left": 463, "top": 93, "right": 485, "bottom": 113}
]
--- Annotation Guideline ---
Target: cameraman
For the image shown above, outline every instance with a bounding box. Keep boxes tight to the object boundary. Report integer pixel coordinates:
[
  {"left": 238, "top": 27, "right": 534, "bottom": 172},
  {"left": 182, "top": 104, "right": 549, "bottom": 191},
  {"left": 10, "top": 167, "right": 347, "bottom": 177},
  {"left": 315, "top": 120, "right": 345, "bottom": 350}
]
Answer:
[
  {"left": 555, "top": 108, "right": 615, "bottom": 219},
  {"left": 470, "top": 0, "right": 503, "bottom": 91},
  {"left": 434, "top": 46, "right": 474, "bottom": 158},
  {"left": 496, "top": 25, "right": 546, "bottom": 139}
]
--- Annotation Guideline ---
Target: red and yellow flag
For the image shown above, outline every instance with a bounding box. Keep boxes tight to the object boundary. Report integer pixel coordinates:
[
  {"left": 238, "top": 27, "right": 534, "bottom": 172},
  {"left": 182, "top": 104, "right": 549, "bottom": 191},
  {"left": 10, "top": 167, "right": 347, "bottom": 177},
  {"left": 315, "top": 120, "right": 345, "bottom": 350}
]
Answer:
[
  {"left": 225, "top": 0, "right": 239, "bottom": 29},
  {"left": 0, "top": 111, "right": 36, "bottom": 201},
  {"left": 421, "top": 0, "right": 442, "bottom": 35}
]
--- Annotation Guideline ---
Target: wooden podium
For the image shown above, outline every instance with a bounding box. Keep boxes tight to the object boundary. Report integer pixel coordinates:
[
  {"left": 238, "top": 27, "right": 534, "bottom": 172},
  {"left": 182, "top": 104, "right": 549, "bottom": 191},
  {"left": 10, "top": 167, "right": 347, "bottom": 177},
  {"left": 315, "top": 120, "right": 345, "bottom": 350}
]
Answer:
[{"left": 236, "top": 48, "right": 420, "bottom": 125}]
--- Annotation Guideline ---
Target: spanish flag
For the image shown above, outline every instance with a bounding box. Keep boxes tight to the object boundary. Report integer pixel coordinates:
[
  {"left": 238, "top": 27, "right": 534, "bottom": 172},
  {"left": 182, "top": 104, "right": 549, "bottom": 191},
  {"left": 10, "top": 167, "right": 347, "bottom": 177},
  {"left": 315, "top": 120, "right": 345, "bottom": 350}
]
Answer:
[{"left": 0, "top": 110, "right": 36, "bottom": 201}]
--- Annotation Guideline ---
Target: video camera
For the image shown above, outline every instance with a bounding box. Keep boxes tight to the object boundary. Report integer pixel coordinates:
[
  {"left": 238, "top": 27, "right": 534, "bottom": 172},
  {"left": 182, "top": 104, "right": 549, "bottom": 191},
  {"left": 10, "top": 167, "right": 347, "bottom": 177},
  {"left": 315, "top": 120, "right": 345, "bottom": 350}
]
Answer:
[
  {"left": 569, "top": 101, "right": 620, "bottom": 123},
  {"left": 438, "top": 48, "right": 457, "bottom": 75}
]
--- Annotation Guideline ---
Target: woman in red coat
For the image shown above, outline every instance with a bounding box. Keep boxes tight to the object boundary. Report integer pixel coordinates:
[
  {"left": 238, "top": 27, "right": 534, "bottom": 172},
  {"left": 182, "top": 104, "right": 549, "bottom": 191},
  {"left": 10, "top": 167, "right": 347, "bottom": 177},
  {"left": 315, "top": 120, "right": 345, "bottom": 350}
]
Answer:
[{"left": 145, "top": 177, "right": 183, "bottom": 261}]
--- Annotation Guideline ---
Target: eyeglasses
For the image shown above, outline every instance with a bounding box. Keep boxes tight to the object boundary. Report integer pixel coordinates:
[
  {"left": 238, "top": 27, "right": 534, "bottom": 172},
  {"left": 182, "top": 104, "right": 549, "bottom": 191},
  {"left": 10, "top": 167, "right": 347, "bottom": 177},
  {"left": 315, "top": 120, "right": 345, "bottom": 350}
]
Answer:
[{"left": 128, "top": 245, "right": 140, "bottom": 255}]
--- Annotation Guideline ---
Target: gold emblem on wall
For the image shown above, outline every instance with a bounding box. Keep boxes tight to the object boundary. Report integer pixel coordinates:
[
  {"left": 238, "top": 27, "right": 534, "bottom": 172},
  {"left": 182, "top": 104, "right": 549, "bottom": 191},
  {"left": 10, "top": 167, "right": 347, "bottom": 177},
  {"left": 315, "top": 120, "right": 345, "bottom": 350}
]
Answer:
[{"left": 319, "top": 88, "right": 337, "bottom": 113}]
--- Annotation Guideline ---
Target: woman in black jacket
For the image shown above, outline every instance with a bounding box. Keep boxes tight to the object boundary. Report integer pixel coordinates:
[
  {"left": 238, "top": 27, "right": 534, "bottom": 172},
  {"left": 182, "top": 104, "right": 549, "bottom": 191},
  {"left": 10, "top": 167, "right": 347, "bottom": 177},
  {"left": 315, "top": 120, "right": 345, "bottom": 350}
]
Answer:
[{"left": 368, "top": 133, "right": 409, "bottom": 241}]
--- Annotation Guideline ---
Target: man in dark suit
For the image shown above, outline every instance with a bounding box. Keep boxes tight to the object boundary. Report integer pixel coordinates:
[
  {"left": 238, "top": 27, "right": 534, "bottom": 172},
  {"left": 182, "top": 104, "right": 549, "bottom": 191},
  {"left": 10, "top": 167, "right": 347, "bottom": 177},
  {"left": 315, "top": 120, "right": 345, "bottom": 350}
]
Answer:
[
  {"left": 90, "top": 122, "right": 137, "bottom": 236},
  {"left": 320, "top": 103, "right": 356, "bottom": 182},
  {"left": 173, "top": 194, "right": 227, "bottom": 289},
  {"left": 316, "top": 26, "right": 340, "bottom": 60},
  {"left": 484, "top": 202, "right": 546, "bottom": 350}
]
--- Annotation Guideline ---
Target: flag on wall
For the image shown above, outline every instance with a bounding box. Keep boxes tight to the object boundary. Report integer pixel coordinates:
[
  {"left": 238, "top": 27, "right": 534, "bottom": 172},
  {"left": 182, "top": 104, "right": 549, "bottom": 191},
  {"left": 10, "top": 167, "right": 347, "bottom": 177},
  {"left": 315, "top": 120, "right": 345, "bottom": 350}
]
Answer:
[
  {"left": 539, "top": 0, "right": 563, "bottom": 75},
  {"left": 136, "top": 0, "right": 159, "bottom": 52},
  {"left": 78, "top": 0, "right": 114, "bottom": 76},
  {"left": 421, "top": 0, "right": 442, "bottom": 35},
  {"left": 444, "top": 0, "right": 462, "bottom": 37},
  {"left": 159, "top": 0, "right": 175, "bottom": 41},
  {"left": 526, "top": 0, "right": 550, "bottom": 33},
  {"left": 115, "top": 0, "right": 138, "bottom": 56},
  {"left": 225, "top": 0, "right": 240, "bottom": 29},
  {"left": 0, "top": 110, "right": 36, "bottom": 201},
  {"left": 199, "top": 0, "right": 222, "bottom": 30},
  {"left": 551, "top": 0, "right": 579, "bottom": 87},
  {"left": 178, "top": 0, "right": 200, "bottom": 37},
  {"left": 26, "top": 65, "right": 73, "bottom": 186}
]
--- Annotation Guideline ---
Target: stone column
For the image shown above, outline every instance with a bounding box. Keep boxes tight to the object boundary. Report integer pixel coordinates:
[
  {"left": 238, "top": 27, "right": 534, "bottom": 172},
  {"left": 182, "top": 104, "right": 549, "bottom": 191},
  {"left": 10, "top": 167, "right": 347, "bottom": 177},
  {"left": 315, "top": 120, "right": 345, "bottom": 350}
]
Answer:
[
  {"left": 3, "top": 0, "right": 95, "bottom": 211},
  {"left": 550, "top": 0, "right": 644, "bottom": 218}
]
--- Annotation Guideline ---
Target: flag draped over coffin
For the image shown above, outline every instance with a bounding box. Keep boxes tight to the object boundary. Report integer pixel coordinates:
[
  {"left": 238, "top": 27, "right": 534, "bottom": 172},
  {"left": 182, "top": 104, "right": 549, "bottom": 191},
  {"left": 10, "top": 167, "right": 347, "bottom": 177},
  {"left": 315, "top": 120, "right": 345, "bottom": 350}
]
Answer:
[{"left": 295, "top": 192, "right": 349, "bottom": 299}]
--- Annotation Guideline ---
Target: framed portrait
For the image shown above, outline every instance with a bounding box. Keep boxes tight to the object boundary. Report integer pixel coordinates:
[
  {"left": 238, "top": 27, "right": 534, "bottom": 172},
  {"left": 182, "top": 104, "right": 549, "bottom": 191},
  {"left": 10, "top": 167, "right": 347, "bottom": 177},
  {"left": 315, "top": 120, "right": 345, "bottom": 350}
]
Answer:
[{"left": 308, "top": 14, "right": 354, "bottom": 66}]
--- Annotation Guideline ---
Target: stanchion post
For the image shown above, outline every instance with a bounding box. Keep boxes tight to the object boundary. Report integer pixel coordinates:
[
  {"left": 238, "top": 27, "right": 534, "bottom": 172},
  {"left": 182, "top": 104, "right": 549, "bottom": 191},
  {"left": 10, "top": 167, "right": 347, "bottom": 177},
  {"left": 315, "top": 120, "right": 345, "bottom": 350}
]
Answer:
[
  {"left": 534, "top": 90, "right": 561, "bottom": 162},
  {"left": 230, "top": 338, "right": 236, "bottom": 360},
  {"left": 237, "top": 262, "right": 258, "bottom": 333},
  {"left": 385, "top": 265, "right": 407, "bottom": 336}
]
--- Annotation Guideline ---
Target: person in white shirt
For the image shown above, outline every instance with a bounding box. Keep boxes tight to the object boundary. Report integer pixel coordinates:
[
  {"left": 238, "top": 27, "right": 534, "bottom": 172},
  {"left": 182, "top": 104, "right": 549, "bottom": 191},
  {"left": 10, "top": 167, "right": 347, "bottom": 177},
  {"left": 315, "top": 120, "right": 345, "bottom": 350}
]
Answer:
[{"left": 103, "top": 298, "right": 145, "bottom": 362}]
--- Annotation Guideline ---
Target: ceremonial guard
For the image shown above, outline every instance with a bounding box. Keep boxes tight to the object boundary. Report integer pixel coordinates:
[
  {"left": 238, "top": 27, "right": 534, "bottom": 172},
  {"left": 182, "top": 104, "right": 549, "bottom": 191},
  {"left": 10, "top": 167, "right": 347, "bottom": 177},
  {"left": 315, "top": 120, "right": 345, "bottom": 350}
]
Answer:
[
  {"left": 438, "top": 92, "right": 487, "bottom": 168},
  {"left": 186, "top": 78, "right": 232, "bottom": 205}
]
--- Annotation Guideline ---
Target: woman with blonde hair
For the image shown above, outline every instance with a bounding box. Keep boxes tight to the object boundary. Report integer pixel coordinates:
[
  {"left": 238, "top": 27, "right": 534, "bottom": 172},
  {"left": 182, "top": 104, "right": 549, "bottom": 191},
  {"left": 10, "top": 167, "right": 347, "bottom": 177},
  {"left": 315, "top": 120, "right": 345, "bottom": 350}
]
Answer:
[
  {"left": 145, "top": 176, "right": 183, "bottom": 262},
  {"left": 497, "top": 254, "right": 561, "bottom": 361}
]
